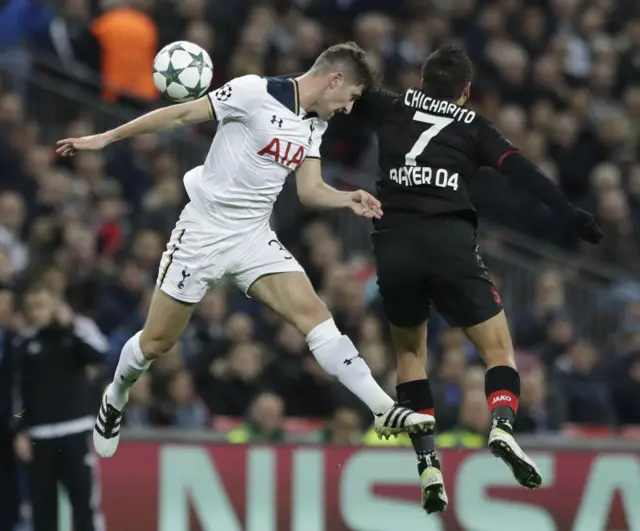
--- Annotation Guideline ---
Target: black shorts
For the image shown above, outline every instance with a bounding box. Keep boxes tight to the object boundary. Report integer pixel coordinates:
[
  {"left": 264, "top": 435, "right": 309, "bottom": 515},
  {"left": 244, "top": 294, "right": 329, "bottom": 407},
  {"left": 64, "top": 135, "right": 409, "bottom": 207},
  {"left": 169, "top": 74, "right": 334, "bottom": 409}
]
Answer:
[{"left": 372, "top": 216, "right": 502, "bottom": 328}]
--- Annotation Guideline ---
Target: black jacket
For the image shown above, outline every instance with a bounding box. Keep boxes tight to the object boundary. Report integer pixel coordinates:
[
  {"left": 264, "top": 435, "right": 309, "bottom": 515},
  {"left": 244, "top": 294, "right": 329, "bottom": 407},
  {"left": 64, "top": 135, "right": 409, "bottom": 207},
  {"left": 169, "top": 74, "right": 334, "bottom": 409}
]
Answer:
[
  {"left": 13, "top": 323, "right": 105, "bottom": 431},
  {"left": 0, "top": 327, "right": 14, "bottom": 433}
]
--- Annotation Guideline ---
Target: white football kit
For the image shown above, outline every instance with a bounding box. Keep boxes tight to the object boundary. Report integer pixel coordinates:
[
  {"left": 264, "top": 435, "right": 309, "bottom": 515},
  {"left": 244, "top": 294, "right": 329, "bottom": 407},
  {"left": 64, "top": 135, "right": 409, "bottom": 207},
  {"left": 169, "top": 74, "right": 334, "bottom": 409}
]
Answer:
[{"left": 157, "top": 75, "right": 328, "bottom": 302}]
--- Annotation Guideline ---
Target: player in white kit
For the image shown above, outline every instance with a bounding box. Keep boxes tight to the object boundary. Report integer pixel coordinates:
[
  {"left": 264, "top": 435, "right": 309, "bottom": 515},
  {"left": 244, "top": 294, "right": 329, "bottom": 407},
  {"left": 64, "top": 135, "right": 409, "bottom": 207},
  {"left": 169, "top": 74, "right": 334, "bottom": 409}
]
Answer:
[{"left": 57, "top": 42, "right": 434, "bottom": 458}]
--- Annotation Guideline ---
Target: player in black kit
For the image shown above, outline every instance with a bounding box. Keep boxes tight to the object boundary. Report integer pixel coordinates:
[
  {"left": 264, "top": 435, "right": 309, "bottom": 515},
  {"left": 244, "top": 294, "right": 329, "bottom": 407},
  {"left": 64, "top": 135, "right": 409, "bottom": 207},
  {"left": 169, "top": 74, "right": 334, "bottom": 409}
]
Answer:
[{"left": 354, "top": 46, "right": 604, "bottom": 514}]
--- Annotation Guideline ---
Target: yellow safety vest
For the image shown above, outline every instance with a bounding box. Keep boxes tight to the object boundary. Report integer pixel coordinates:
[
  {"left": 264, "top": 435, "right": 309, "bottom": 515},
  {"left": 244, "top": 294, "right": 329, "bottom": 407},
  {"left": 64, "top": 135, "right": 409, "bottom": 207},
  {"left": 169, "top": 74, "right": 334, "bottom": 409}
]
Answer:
[{"left": 436, "top": 430, "right": 485, "bottom": 449}]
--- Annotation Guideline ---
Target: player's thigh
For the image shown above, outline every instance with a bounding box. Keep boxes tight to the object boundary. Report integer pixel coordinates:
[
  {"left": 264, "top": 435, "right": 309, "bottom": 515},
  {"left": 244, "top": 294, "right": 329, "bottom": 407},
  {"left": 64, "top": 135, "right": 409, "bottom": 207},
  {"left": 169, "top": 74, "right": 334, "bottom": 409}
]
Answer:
[
  {"left": 247, "top": 271, "right": 331, "bottom": 336},
  {"left": 429, "top": 219, "right": 502, "bottom": 328},
  {"left": 371, "top": 228, "right": 432, "bottom": 328},
  {"left": 233, "top": 230, "right": 330, "bottom": 334},
  {"left": 232, "top": 230, "right": 306, "bottom": 294},
  {"left": 156, "top": 203, "right": 213, "bottom": 305},
  {"left": 148, "top": 204, "right": 221, "bottom": 355},
  {"left": 432, "top": 272, "right": 503, "bottom": 328},
  {"left": 463, "top": 310, "right": 516, "bottom": 369},
  {"left": 140, "top": 287, "right": 196, "bottom": 357}
]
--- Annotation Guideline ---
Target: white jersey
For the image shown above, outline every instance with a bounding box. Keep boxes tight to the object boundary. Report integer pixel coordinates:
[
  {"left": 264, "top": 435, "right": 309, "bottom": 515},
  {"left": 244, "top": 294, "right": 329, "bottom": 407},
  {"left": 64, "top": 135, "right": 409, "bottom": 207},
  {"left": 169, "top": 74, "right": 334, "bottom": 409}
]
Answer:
[{"left": 183, "top": 75, "right": 328, "bottom": 232}]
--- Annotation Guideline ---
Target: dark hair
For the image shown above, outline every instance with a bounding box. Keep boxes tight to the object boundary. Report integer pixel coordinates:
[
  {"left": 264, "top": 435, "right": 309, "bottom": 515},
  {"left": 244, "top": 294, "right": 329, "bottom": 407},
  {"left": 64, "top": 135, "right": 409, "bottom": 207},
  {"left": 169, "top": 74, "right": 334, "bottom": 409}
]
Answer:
[
  {"left": 421, "top": 46, "right": 473, "bottom": 101},
  {"left": 311, "top": 41, "right": 377, "bottom": 88}
]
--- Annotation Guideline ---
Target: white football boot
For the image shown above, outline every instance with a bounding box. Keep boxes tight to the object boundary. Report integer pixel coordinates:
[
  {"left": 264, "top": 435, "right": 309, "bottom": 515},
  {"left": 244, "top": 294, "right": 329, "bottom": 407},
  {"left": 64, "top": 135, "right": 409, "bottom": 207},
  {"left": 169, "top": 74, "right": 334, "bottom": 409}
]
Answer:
[
  {"left": 374, "top": 404, "right": 435, "bottom": 439},
  {"left": 488, "top": 422, "right": 542, "bottom": 489},
  {"left": 93, "top": 385, "right": 124, "bottom": 458}
]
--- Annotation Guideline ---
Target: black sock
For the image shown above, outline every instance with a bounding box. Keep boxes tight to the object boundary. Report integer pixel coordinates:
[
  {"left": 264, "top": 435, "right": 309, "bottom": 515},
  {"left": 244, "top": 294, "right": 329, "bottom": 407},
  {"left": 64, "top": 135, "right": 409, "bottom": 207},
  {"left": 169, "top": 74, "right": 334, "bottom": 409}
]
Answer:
[
  {"left": 485, "top": 366, "right": 520, "bottom": 432},
  {"left": 396, "top": 379, "right": 436, "bottom": 456}
]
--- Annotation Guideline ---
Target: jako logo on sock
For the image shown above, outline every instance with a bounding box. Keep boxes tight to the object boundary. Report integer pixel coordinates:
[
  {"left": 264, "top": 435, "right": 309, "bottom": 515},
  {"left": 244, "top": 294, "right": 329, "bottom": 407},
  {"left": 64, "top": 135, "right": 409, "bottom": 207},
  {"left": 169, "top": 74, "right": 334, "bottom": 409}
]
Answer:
[{"left": 491, "top": 394, "right": 512, "bottom": 404}]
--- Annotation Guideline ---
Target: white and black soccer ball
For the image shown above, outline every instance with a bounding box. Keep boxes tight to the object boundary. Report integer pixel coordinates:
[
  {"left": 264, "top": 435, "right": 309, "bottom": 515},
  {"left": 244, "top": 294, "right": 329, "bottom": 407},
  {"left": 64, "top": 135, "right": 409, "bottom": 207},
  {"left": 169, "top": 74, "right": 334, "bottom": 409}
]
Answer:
[{"left": 152, "top": 41, "right": 214, "bottom": 103}]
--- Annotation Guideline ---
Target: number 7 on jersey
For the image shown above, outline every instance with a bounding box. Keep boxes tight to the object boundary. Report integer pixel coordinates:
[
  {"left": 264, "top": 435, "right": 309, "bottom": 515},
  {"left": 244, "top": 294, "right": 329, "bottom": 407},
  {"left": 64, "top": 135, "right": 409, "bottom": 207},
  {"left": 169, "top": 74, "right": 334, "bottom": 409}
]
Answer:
[{"left": 405, "top": 111, "right": 454, "bottom": 166}]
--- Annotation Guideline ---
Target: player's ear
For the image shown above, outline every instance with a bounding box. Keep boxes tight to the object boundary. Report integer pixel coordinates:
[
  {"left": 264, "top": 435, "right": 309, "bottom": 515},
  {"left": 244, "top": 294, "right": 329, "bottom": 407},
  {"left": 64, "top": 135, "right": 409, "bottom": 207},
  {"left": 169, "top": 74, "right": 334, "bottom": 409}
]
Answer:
[
  {"left": 330, "top": 72, "right": 343, "bottom": 89},
  {"left": 459, "top": 83, "right": 471, "bottom": 105}
]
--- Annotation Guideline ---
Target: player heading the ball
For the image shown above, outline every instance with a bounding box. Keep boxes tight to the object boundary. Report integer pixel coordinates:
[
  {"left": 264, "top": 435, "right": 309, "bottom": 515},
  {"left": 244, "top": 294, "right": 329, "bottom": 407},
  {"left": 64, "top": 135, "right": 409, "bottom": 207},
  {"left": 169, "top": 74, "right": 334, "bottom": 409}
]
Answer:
[{"left": 57, "top": 42, "right": 435, "bottom": 467}]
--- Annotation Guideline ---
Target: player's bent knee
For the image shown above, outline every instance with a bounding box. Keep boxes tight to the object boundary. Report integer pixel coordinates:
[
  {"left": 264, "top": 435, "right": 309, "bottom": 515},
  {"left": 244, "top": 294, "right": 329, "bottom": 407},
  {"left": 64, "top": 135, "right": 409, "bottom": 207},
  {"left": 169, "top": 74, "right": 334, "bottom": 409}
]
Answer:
[
  {"left": 463, "top": 311, "right": 515, "bottom": 368},
  {"left": 285, "top": 289, "right": 332, "bottom": 335},
  {"left": 390, "top": 323, "right": 427, "bottom": 358},
  {"left": 139, "top": 288, "right": 195, "bottom": 359},
  {"left": 290, "top": 301, "right": 331, "bottom": 336},
  {"left": 138, "top": 330, "right": 177, "bottom": 359},
  {"left": 299, "top": 297, "right": 331, "bottom": 327},
  {"left": 483, "top": 348, "right": 516, "bottom": 369}
]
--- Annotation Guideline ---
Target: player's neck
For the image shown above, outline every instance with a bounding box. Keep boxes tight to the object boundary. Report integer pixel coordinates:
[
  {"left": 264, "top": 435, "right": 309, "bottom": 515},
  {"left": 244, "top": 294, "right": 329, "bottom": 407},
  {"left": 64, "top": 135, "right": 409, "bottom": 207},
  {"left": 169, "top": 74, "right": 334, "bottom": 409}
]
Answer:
[{"left": 294, "top": 74, "right": 326, "bottom": 113}]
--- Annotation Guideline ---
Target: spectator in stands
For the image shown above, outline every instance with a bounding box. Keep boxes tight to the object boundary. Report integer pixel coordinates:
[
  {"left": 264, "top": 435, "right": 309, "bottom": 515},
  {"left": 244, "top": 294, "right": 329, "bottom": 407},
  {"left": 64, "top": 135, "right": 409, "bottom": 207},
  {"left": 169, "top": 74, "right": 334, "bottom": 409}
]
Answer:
[
  {"left": 611, "top": 347, "right": 640, "bottom": 426},
  {"left": 437, "top": 389, "right": 491, "bottom": 449},
  {"left": 316, "top": 407, "right": 363, "bottom": 444},
  {"left": 183, "top": 288, "right": 228, "bottom": 359},
  {"left": 228, "top": 392, "right": 286, "bottom": 443},
  {"left": 516, "top": 355, "right": 565, "bottom": 433},
  {"left": 0, "top": 248, "right": 14, "bottom": 286},
  {"left": 585, "top": 188, "right": 640, "bottom": 275},
  {"left": 150, "top": 342, "right": 186, "bottom": 399},
  {"left": 97, "top": 261, "right": 148, "bottom": 336},
  {"left": 0, "top": 0, "right": 55, "bottom": 93},
  {"left": 539, "top": 310, "right": 576, "bottom": 368},
  {"left": 12, "top": 287, "right": 105, "bottom": 531},
  {"left": 153, "top": 369, "right": 208, "bottom": 428},
  {"left": 199, "top": 342, "right": 266, "bottom": 416},
  {"left": 0, "top": 191, "right": 28, "bottom": 272},
  {"left": 90, "top": 0, "right": 159, "bottom": 104},
  {"left": 617, "top": 16, "right": 640, "bottom": 91},
  {"left": 0, "top": 285, "right": 18, "bottom": 531},
  {"left": 263, "top": 322, "right": 309, "bottom": 414},
  {"left": 554, "top": 340, "right": 614, "bottom": 424},
  {"left": 123, "top": 373, "right": 153, "bottom": 427},
  {"left": 430, "top": 344, "right": 469, "bottom": 431},
  {"left": 515, "top": 268, "right": 568, "bottom": 347}
]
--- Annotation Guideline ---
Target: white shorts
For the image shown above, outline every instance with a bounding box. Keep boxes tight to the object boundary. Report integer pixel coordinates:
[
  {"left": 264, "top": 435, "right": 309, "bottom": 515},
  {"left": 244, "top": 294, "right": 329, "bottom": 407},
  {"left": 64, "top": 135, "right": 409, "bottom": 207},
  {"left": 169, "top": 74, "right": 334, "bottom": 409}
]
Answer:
[{"left": 157, "top": 203, "right": 304, "bottom": 303}]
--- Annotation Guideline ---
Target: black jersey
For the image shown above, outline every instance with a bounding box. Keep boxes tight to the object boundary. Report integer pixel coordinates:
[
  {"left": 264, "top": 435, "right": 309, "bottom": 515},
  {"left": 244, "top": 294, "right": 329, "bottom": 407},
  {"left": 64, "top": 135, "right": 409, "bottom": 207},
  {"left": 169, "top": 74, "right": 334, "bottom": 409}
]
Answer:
[{"left": 355, "top": 87, "right": 518, "bottom": 228}]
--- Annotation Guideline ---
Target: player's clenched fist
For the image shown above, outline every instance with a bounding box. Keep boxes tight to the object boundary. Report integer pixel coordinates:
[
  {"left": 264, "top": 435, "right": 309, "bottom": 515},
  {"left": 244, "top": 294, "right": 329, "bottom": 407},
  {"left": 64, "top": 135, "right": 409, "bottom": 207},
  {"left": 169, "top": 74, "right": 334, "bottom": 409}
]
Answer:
[
  {"left": 349, "top": 190, "right": 383, "bottom": 219},
  {"left": 568, "top": 206, "right": 604, "bottom": 244}
]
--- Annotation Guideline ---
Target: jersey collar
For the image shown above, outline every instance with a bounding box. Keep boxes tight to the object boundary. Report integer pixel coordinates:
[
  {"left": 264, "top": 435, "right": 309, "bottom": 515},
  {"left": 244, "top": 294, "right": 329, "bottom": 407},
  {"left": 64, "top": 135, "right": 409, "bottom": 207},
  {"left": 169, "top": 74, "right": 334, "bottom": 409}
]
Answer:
[
  {"left": 289, "top": 78, "right": 318, "bottom": 119},
  {"left": 290, "top": 79, "right": 300, "bottom": 115},
  {"left": 265, "top": 76, "right": 304, "bottom": 116}
]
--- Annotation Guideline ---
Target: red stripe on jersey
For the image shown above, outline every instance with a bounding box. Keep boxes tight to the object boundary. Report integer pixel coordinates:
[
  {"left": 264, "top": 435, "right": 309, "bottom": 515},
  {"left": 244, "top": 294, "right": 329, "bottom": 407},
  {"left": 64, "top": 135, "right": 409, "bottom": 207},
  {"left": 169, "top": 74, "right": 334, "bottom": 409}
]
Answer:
[{"left": 497, "top": 149, "right": 520, "bottom": 169}]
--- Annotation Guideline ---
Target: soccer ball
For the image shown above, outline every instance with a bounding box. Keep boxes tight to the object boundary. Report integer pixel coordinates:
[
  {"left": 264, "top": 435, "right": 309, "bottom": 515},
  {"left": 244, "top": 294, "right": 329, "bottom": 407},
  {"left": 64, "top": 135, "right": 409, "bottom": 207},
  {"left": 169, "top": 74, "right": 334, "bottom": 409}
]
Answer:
[{"left": 152, "top": 41, "right": 214, "bottom": 103}]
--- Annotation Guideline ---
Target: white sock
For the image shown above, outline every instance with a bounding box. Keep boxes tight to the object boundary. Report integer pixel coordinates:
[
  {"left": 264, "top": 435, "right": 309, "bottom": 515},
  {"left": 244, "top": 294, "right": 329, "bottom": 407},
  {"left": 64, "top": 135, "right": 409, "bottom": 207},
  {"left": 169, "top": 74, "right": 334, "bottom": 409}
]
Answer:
[
  {"left": 306, "top": 319, "right": 394, "bottom": 415},
  {"left": 106, "top": 331, "right": 152, "bottom": 410}
]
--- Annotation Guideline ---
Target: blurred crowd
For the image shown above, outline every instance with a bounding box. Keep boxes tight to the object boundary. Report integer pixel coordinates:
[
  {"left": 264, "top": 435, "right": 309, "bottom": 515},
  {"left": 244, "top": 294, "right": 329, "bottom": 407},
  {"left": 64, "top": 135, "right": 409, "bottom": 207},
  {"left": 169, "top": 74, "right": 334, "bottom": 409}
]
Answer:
[{"left": 1, "top": 0, "right": 640, "bottom": 449}]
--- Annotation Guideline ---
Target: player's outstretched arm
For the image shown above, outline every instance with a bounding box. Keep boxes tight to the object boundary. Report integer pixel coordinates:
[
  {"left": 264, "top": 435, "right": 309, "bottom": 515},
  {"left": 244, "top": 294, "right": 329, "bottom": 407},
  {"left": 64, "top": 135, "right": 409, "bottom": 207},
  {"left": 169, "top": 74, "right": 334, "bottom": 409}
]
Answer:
[
  {"left": 56, "top": 97, "right": 212, "bottom": 156},
  {"left": 295, "top": 159, "right": 383, "bottom": 219},
  {"left": 478, "top": 118, "right": 603, "bottom": 244}
]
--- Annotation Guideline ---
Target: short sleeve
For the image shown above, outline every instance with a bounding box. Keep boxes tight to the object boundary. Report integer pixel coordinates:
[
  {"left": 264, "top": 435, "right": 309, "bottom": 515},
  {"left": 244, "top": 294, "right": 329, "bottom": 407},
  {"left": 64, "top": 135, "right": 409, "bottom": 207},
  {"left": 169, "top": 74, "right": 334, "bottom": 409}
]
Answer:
[
  {"left": 307, "top": 120, "right": 327, "bottom": 160},
  {"left": 207, "top": 75, "right": 265, "bottom": 123},
  {"left": 476, "top": 117, "right": 520, "bottom": 169},
  {"left": 352, "top": 87, "right": 398, "bottom": 128}
]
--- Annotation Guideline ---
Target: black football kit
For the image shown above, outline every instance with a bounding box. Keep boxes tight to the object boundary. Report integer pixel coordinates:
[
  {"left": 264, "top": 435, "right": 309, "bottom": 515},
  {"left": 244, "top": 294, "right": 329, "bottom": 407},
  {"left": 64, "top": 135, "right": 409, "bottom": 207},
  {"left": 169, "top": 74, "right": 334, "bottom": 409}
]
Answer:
[{"left": 354, "top": 87, "right": 603, "bottom": 327}]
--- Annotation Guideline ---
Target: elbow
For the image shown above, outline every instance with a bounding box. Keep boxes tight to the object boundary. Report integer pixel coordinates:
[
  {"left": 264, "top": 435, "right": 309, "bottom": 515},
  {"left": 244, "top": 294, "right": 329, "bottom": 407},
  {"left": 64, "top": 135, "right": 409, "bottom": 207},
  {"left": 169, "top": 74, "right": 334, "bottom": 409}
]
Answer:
[
  {"left": 175, "top": 112, "right": 192, "bottom": 128},
  {"left": 298, "top": 191, "right": 314, "bottom": 207},
  {"left": 174, "top": 103, "right": 199, "bottom": 127},
  {"left": 297, "top": 181, "right": 318, "bottom": 207}
]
